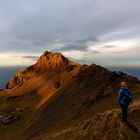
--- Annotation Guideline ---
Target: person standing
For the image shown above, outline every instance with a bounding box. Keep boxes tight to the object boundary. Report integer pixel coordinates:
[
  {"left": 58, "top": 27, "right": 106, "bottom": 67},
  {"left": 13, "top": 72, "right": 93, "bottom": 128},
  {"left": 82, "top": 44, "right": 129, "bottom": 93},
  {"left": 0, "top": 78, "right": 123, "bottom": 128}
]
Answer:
[{"left": 117, "top": 82, "right": 132, "bottom": 122}]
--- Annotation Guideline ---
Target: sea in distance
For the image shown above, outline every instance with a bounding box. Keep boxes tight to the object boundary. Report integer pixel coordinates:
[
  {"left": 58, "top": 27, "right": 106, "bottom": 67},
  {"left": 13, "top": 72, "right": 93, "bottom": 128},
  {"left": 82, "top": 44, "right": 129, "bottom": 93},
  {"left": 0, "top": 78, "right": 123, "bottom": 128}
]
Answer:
[
  {"left": 0, "top": 66, "right": 26, "bottom": 89},
  {"left": 0, "top": 66, "right": 140, "bottom": 89}
]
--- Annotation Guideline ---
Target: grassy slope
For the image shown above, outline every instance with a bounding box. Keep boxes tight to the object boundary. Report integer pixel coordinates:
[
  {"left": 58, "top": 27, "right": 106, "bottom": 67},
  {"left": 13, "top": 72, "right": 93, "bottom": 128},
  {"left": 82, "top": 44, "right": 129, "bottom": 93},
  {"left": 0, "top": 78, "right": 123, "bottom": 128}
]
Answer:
[
  {"left": 43, "top": 101, "right": 140, "bottom": 140},
  {"left": 0, "top": 64, "right": 140, "bottom": 139},
  {"left": 0, "top": 64, "right": 81, "bottom": 139},
  {"left": 23, "top": 78, "right": 140, "bottom": 140}
]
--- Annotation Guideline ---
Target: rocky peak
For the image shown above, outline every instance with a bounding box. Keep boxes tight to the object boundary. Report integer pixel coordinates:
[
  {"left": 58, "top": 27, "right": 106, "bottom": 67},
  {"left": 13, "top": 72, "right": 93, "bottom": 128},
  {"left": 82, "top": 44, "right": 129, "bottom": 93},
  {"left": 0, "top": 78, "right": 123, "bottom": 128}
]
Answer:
[
  {"left": 6, "top": 51, "right": 77, "bottom": 89},
  {"left": 35, "top": 51, "right": 73, "bottom": 70}
]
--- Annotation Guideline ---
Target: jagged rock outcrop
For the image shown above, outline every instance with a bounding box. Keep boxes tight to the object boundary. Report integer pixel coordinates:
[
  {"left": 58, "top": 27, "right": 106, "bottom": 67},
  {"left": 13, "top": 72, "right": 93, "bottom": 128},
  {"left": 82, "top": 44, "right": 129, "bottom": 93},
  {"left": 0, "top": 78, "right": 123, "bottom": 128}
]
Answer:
[
  {"left": 36, "top": 51, "right": 72, "bottom": 70},
  {"left": 6, "top": 51, "right": 76, "bottom": 89}
]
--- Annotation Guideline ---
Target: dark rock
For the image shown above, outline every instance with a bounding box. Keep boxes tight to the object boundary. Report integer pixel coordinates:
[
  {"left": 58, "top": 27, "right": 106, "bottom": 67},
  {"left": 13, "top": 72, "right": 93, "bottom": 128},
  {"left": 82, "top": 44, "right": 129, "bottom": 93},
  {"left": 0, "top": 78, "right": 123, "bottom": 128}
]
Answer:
[{"left": 0, "top": 115, "right": 20, "bottom": 125}]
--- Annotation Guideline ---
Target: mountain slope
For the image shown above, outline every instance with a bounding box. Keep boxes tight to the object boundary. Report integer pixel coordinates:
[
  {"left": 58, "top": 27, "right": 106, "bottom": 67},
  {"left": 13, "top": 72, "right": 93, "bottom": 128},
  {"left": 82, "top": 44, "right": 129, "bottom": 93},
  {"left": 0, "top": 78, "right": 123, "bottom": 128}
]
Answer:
[
  {"left": 0, "top": 51, "right": 140, "bottom": 140},
  {"left": 42, "top": 100, "right": 140, "bottom": 140},
  {"left": 23, "top": 64, "right": 140, "bottom": 140},
  {"left": 6, "top": 51, "right": 81, "bottom": 107}
]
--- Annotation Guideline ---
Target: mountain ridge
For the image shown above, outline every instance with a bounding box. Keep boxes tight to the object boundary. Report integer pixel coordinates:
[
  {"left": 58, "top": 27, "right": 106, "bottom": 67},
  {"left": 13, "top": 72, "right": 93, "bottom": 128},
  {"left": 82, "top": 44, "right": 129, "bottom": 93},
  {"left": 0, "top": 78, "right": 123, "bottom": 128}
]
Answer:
[{"left": 0, "top": 50, "right": 140, "bottom": 140}]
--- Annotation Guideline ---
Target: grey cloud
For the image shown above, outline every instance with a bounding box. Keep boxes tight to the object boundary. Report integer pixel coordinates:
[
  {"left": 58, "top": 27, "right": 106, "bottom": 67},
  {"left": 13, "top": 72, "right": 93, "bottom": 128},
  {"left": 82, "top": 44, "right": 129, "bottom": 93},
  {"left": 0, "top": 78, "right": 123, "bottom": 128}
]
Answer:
[
  {"left": 11, "top": 55, "right": 39, "bottom": 62},
  {"left": 61, "top": 45, "right": 85, "bottom": 51},
  {"left": 91, "top": 51, "right": 100, "bottom": 54},
  {"left": 52, "top": 37, "right": 99, "bottom": 51},
  {"left": 103, "top": 45, "right": 116, "bottom": 48},
  {"left": 76, "top": 37, "right": 98, "bottom": 44},
  {"left": 22, "top": 55, "right": 39, "bottom": 61},
  {"left": 22, "top": 56, "right": 39, "bottom": 59},
  {"left": 1, "top": 0, "right": 138, "bottom": 51},
  {"left": 53, "top": 43, "right": 87, "bottom": 52},
  {"left": 0, "top": 0, "right": 140, "bottom": 58},
  {"left": 57, "top": 44, "right": 101, "bottom": 53}
]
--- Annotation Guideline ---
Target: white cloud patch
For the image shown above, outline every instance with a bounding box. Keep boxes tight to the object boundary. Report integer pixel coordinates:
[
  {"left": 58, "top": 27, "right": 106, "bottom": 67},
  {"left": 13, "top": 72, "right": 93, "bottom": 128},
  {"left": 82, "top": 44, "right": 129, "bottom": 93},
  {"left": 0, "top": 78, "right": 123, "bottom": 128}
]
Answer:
[
  {"left": 62, "top": 50, "right": 88, "bottom": 60},
  {"left": 0, "top": 52, "right": 38, "bottom": 66},
  {"left": 88, "top": 39, "right": 139, "bottom": 56}
]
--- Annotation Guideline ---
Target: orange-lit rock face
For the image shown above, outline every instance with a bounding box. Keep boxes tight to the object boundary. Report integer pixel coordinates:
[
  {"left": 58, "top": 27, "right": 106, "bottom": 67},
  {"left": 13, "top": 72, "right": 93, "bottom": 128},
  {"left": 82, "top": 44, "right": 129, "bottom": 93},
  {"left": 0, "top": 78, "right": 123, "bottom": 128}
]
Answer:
[
  {"left": 6, "top": 51, "right": 77, "bottom": 89},
  {"left": 36, "top": 51, "right": 70, "bottom": 70},
  {"left": 5, "top": 51, "right": 81, "bottom": 108}
]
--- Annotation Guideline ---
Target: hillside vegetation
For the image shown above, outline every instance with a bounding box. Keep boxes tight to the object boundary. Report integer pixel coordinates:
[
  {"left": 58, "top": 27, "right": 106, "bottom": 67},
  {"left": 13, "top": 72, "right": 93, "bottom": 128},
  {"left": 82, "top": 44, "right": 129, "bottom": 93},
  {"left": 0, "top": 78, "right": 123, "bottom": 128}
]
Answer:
[{"left": 0, "top": 51, "right": 140, "bottom": 140}]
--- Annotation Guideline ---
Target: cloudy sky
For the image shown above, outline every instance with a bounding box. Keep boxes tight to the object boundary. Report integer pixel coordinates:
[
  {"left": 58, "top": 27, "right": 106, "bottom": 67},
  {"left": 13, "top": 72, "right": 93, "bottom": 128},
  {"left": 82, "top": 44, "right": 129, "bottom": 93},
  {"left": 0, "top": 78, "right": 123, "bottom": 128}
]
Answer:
[{"left": 0, "top": 0, "right": 140, "bottom": 67}]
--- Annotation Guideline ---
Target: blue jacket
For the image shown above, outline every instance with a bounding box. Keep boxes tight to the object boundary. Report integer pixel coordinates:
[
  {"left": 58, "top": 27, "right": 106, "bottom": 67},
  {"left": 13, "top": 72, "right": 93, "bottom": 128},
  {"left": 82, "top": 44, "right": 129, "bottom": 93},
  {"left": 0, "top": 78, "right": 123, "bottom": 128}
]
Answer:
[{"left": 117, "top": 87, "right": 132, "bottom": 105}]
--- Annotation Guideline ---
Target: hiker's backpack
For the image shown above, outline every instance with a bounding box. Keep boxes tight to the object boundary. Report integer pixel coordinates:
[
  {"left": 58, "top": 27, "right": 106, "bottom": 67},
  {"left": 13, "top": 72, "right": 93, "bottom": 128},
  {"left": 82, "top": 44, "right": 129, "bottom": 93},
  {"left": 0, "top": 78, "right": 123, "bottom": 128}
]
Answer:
[{"left": 123, "top": 88, "right": 132, "bottom": 103}]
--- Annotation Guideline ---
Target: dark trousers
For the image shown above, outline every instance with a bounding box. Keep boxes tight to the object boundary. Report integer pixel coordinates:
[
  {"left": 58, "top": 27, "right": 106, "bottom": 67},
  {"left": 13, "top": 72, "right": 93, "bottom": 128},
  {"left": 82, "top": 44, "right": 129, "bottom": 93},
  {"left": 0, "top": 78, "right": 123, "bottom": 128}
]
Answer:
[{"left": 120, "top": 104, "right": 129, "bottom": 122}]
